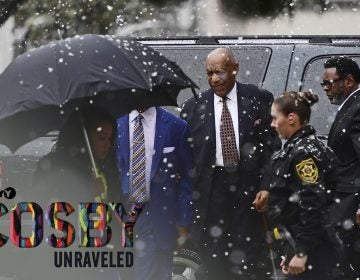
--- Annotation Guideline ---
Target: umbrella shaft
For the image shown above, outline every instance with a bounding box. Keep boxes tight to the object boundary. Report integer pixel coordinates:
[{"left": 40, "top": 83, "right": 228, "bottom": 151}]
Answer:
[{"left": 81, "top": 125, "right": 99, "bottom": 177}]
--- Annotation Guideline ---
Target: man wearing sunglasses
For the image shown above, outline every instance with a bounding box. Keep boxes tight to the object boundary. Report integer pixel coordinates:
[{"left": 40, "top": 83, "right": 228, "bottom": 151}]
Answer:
[{"left": 322, "top": 56, "right": 360, "bottom": 279}]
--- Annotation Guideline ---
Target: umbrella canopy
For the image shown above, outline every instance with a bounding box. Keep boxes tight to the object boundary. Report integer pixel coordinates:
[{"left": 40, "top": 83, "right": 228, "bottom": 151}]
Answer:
[{"left": 0, "top": 34, "right": 197, "bottom": 151}]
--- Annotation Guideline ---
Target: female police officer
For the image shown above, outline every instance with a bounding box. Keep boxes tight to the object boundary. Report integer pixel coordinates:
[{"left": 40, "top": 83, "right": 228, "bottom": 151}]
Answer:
[{"left": 268, "top": 91, "right": 343, "bottom": 279}]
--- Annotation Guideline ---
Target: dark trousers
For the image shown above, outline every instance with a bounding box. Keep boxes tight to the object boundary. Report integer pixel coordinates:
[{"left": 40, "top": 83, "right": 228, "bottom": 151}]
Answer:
[
  {"left": 338, "top": 227, "right": 360, "bottom": 279},
  {"left": 196, "top": 167, "right": 270, "bottom": 280},
  {"left": 331, "top": 193, "right": 360, "bottom": 279},
  {"left": 120, "top": 203, "right": 174, "bottom": 280}
]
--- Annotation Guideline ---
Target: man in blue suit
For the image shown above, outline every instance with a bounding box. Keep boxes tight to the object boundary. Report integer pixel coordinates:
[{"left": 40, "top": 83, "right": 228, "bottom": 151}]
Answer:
[{"left": 116, "top": 106, "right": 193, "bottom": 280}]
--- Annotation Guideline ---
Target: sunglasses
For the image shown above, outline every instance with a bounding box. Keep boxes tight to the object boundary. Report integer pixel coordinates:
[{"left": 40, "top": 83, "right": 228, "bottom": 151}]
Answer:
[{"left": 320, "top": 77, "right": 343, "bottom": 87}]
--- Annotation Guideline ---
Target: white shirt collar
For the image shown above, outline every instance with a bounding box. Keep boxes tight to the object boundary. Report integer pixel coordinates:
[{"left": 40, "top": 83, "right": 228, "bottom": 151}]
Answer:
[
  {"left": 338, "top": 87, "right": 360, "bottom": 111},
  {"left": 214, "top": 83, "right": 237, "bottom": 103},
  {"left": 129, "top": 107, "right": 156, "bottom": 122}
]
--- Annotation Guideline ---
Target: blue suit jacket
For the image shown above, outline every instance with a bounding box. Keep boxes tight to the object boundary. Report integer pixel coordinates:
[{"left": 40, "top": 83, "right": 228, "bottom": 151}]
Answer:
[{"left": 116, "top": 107, "right": 193, "bottom": 249}]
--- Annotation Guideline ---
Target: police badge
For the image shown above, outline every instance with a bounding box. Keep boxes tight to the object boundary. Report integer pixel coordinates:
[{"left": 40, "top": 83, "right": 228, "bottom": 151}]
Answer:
[{"left": 295, "top": 158, "right": 319, "bottom": 184}]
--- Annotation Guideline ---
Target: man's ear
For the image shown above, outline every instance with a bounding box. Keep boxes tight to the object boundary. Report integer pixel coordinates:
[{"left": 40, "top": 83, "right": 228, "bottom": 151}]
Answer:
[
  {"left": 233, "top": 63, "right": 239, "bottom": 75},
  {"left": 345, "top": 74, "right": 356, "bottom": 88}
]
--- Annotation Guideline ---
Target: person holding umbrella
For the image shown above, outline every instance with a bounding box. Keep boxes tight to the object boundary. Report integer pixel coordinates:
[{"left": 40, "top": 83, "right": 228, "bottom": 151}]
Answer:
[
  {"left": 27, "top": 105, "right": 121, "bottom": 280},
  {"left": 0, "top": 34, "right": 197, "bottom": 279},
  {"left": 268, "top": 91, "right": 343, "bottom": 279},
  {"left": 33, "top": 105, "right": 120, "bottom": 206}
]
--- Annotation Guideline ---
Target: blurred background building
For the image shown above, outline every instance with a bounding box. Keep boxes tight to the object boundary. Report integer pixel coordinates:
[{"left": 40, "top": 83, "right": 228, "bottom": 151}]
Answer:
[{"left": 1, "top": 0, "right": 360, "bottom": 72}]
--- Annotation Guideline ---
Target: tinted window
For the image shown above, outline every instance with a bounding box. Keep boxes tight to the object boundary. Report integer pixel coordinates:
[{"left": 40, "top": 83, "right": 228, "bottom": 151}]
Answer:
[{"left": 153, "top": 46, "right": 272, "bottom": 105}]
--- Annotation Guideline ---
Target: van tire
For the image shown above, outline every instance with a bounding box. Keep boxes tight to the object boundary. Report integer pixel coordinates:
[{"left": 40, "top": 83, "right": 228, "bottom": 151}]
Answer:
[{"left": 172, "top": 248, "right": 201, "bottom": 280}]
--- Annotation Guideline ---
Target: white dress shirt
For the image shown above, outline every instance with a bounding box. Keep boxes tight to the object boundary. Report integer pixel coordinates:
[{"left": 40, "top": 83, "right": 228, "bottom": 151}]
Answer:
[
  {"left": 129, "top": 107, "right": 156, "bottom": 200},
  {"left": 214, "top": 83, "right": 240, "bottom": 166}
]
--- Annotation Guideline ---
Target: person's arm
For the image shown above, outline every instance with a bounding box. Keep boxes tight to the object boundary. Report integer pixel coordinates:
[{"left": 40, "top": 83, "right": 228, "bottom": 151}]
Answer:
[
  {"left": 289, "top": 153, "right": 328, "bottom": 257},
  {"left": 175, "top": 122, "right": 194, "bottom": 246},
  {"left": 277, "top": 152, "right": 329, "bottom": 275},
  {"left": 180, "top": 96, "right": 197, "bottom": 123},
  {"left": 351, "top": 110, "right": 360, "bottom": 223},
  {"left": 258, "top": 90, "right": 282, "bottom": 190},
  {"left": 350, "top": 108, "right": 360, "bottom": 161},
  {"left": 253, "top": 190, "right": 269, "bottom": 212},
  {"left": 254, "top": 90, "right": 281, "bottom": 211},
  {"left": 356, "top": 209, "right": 360, "bottom": 226},
  {"left": 281, "top": 255, "right": 308, "bottom": 276}
]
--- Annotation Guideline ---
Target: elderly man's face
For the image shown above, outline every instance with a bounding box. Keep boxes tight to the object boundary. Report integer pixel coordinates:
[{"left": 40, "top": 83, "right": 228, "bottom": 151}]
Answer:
[{"left": 206, "top": 52, "right": 238, "bottom": 98}]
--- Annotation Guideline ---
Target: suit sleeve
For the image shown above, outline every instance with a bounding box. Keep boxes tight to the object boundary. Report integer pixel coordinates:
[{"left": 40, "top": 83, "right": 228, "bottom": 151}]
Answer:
[
  {"left": 351, "top": 109, "right": 360, "bottom": 163},
  {"left": 289, "top": 152, "right": 329, "bottom": 256},
  {"left": 180, "top": 96, "right": 196, "bottom": 123},
  {"left": 350, "top": 111, "right": 360, "bottom": 209},
  {"left": 175, "top": 122, "right": 193, "bottom": 228},
  {"left": 258, "top": 90, "right": 281, "bottom": 190}
]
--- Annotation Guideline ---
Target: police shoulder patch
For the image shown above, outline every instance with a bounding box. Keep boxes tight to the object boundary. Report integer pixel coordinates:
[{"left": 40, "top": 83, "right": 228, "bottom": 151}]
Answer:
[{"left": 295, "top": 158, "right": 319, "bottom": 184}]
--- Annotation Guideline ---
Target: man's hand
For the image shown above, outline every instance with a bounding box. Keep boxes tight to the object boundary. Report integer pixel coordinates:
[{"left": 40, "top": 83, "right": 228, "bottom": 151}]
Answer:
[
  {"left": 280, "top": 256, "right": 289, "bottom": 275},
  {"left": 356, "top": 209, "right": 360, "bottom": 226},
  {"left": 253, "top": 190, "right": 269, "bottom": 212},
  {"left": 284, "top": 254, "right": 308, "bottom": 275},
  {"left": 176, "top": 227, "right": 189, "bottom": 249}
]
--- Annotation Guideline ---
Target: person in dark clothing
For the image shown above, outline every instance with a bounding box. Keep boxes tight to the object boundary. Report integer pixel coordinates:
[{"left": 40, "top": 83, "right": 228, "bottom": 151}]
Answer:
[
  {"left": 322, "top": 56, "right": 360, "bottom": 278},
  {"left": 33, "top": 106, "right": 120, "bottom": 204},
  {"left": 30, "top": 106, "right": 122, "bottom": 280},
  {"left": 181, "top": 47, "right": 281, "bottom": 280},
  {"left": 268, "top": 91, "right": 343, "bottom": 279}
]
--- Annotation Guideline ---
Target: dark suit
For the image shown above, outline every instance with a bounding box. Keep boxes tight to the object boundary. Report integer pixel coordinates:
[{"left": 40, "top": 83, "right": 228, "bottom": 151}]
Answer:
[
  {"left": 116, "top": 107, "right": 193, "bottom": 280},
  {"left": 328, "top": 88, "right": 360, "bottom": 276},
  {"left": 181, "top": 82, "right": 280, "bottom": 279}
]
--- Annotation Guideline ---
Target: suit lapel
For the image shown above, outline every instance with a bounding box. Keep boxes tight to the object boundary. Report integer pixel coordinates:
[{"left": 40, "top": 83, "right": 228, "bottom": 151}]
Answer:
[
  {"left": 236, "top": 83, "right": 254, "bottom": 147},
  {"left": 329, "top": 89, "right": 360, "bottom": 142},
  {"left": 203, "top": 90, "right": 216, "bottom": 147},
  {"left": 116, "top": 115, "right": 130, "bottom": 193},
  {"left": 151, "top": 107, "right": 168, "bottom": 180},
  {"left": 328, "top": 113, "right": 340, "bottom": 142}
]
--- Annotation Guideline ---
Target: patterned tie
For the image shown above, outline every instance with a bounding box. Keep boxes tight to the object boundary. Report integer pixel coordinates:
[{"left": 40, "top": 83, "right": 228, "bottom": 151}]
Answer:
[
  {"left": 220, "top": 97, "right": 239, "bottom": 167},
  {"left": 130, "top": 114, "right": 147, "bottom": 203}
]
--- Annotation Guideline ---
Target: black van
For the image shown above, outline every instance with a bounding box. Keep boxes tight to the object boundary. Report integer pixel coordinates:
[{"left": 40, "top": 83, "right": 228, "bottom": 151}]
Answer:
[{"left": 140, "top": 36, "right": 360, "bottom": 139}]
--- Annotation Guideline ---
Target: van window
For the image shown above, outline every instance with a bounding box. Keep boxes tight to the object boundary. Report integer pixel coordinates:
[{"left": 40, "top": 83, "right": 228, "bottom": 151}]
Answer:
[
  {"left": 301, "top": 55, "right": 360, "bottom": 137},
  {"left": 153, "top": 46, "right": 272, "bottom": 104}
]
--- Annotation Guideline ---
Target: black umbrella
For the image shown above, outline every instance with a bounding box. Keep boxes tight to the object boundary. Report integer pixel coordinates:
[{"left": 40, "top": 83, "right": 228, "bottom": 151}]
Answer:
[{"left": 0, "top": 34, "right": 197, "bottom": 151}]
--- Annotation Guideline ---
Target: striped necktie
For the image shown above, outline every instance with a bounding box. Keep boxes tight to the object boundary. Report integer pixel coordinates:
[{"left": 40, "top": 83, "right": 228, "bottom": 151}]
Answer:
[
  {"left": 220, "top": 97, "right": 239, "bottom": 167},
  {"left": 130, "top": 114, "right": 147, "bottom": 203}
]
